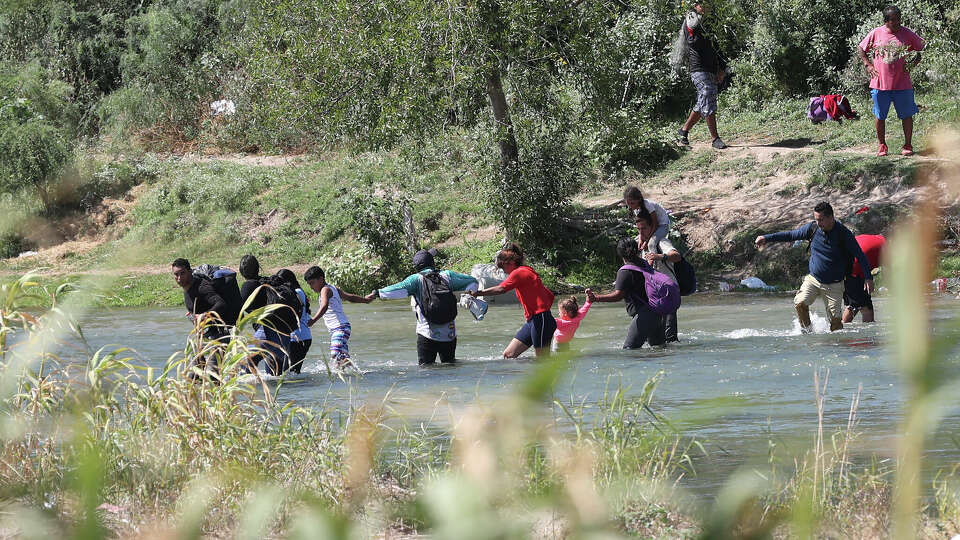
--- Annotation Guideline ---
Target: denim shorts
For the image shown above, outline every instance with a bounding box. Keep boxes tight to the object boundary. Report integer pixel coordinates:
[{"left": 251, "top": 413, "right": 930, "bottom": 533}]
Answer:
[{"left": 871, "top": 89, "right": 918, "bottom": 120}]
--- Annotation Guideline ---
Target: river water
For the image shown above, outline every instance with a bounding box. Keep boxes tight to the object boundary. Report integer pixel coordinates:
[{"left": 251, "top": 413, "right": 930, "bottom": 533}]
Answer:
[{"left": 71, "top": 293, "right": 960, "bottom": 495}]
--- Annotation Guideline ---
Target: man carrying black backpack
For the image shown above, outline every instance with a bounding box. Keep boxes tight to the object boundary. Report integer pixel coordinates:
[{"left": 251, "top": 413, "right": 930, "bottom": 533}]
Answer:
[
  {"left": 373, "top": 249, "right": 479, "bottom": 365},
  {"left": 238, "top": 254, "right": 301, "bottom": 375},
  {"left": 172, "top": 257, "right": 242, "bottom": 379}
]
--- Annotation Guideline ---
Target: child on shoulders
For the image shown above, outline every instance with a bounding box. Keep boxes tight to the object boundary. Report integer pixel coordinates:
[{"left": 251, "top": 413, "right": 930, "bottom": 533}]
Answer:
[{"left": 623, "top": 185, "right": 671, "bottom": 253}]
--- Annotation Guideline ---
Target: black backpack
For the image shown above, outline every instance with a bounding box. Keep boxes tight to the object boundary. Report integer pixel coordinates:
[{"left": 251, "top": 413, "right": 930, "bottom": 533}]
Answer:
[
  {"left": 257, "top": 274, "right": 303, "bottom": 334},
  {"left": 656, "top": 247, "right": 697, "bottom": 296},
  {"left": 416, "top": 271, "right": 458, "bottom": 324},
  {"left": 192, "top": 264, "right": 243, "bottom": 325},
  {"left": 673, "top": 256, "right": 697, "bottom": 296}
]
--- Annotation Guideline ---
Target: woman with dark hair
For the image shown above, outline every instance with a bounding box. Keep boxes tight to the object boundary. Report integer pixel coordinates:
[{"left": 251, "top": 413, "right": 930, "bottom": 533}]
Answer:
[
  {"left": 277, "top": 268, "right": 312, "bottom": 373},
  {"left": 586, "top": 238, "right": 666, "bottom": 349},
  {"left": 470, "top": 243, "right": 556, "bottom": 357}
]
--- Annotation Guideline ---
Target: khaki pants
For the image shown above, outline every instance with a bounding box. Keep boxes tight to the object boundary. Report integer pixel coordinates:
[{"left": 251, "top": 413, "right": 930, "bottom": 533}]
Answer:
[{"left": 794, "top": 274, "right": 844, "bottom": 320}]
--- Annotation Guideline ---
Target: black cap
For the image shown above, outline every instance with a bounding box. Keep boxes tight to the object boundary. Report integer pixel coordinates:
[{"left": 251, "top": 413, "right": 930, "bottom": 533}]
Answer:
[{"left": 413, "top": 249, "right": 435, "bottom": 271}]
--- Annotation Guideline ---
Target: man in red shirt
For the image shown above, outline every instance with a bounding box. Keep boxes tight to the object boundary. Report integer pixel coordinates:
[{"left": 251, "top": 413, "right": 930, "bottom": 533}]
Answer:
[{"left": 843, "top": 234, "right": 885, "bottom": 323}]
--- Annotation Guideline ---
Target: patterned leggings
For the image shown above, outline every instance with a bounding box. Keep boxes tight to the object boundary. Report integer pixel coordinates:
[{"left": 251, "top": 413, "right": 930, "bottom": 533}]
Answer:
[{"left": 328, "top": 323, "right": 351, "bottom": 362}]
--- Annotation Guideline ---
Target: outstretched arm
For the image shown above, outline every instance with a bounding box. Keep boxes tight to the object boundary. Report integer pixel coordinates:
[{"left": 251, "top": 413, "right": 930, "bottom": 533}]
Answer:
[
  {"left": 586, "top": 288, "right": 624, "bottom": 303},
  {"left": 339, "top": 288, "right": 374, "bottom": 303},
  {"left": 756, "top": 222, "right": 813, "bottom": 248},
  {"left": 471, "top": 284, "right": 506, "bottom": 297}
]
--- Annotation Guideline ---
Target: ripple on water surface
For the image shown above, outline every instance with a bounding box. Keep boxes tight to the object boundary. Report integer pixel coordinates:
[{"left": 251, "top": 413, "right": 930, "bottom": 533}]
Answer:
[{"left": 70, "top": 294, "right": 960, "bottom": 495}]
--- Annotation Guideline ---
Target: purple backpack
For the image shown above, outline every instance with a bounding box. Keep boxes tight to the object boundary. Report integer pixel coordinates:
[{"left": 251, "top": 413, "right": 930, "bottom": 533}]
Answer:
[
  {"left": 621, "top": 263, "right": 681, "bottom": 315},
  {"left": 808, "top": 97, "right": 828, "bottom": 124}
]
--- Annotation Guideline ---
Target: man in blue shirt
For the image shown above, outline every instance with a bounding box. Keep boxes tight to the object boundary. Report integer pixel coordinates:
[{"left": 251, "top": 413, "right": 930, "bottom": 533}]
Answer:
[{"left": 755, "top": 202, "right": 873, "bottom": 332}]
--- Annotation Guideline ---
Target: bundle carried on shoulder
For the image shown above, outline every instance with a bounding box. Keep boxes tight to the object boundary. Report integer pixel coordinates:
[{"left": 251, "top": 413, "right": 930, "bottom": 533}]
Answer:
[
  {"left": 621, "top": 262, "right": 681, "bottom": 315},
  {"left": 669, "top": 11, "right": 700, "bottom": 75},
  {"left": 192, "top": 264, "right": 243, "bottom": 322},
  {"left": 256, "top": 273, "right": 303, "bottom": 334}
]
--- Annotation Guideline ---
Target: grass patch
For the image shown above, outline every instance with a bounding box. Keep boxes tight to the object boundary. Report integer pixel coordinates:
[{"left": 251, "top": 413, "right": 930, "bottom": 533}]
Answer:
[{"left": 804, "top": 154, "right": 919, "bottom": 191}]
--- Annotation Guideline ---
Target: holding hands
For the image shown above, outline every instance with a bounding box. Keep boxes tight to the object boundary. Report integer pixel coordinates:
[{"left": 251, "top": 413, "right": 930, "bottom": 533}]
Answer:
[{"left": 585, "top": 288, "right": 598, "bottom": 303}]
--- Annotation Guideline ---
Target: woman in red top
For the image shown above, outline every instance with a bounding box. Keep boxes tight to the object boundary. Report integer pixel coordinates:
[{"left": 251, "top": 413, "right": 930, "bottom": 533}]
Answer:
[{"left": 471, "top": 243, "right": 556, "bottom": 358}]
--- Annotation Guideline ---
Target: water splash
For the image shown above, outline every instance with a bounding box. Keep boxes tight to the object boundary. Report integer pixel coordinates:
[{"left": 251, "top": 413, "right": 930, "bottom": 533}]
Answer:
[{"left": 723, "top": 311, "right": 834, "bottom": 339}]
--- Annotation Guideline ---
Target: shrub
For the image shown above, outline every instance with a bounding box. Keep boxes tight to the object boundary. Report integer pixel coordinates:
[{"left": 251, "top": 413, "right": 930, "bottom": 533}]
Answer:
[
  {"left": 106, "top": 0, "right": 230, "bottom": 142},
  {"left": 727, "top": 0, "right": 877, "bottom": 106},
  {"left": 480, "top": 117, "right": 589, "bottom": 255},
  {"left": 344, "top": 187, "right": 413, "bottom": 284},
  {"left": 314, "top": 246, "right": 382, "bottom": 294},
  {"left": 0, "top": 229, "right": 25, "bottom": 259},
  {"left": 0, "top": 118, "right": 70, "bottom": 213},
  {"left": 586, "top": 111, "right": 679, "bottom": 173}
]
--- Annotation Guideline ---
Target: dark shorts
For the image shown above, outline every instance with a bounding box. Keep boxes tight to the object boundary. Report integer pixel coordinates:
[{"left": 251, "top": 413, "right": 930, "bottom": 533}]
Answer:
[
  {"left": 843, "top": 276, "right": 874, "bottom": 311},
  {"left": 514, "top": 311, "right": 557, "bottom": 349},
  {"left": 417, "top": 335, "right": 456, "bottom": 365},
  {"left": 289, "top": 339, "right": 312, "bottom": 374}
]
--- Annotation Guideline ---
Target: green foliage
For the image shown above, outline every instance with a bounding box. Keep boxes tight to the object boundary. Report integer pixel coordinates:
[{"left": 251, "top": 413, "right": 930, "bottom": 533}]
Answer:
[
  {"left": 805, "top": 154, "right": 919, "bottom": 191},
  {"left": 728, "top": 0, "right": 875, "bottom": 105},
  {"left": 136, "top": 162, "right": 269, "bottom": 222},
  {"left": 314, "top": 247, "right": 381, "bottom": 296},
  {"left": 587, "top": 111, "right": 680, "bottom": 172},
  {"left": 480, "top": 119, "right": 588, "bottom": 252},
  {"left": 0, "top": 117, "right": 70, "bottom": 212},
  {"left": 0, "top": 1, "right": 143, "bottom": 134},
  {"left": 344, "top": 187, "right": 413, "bottom": 284},
  {"left": 106, "top": 0, "right": 231, "bottom": 141},
  {"left": 0, "top": 229, "right": 25, "bottom": 259},
  {"left": 73, "top": 157, "right": 161, "bottom": 211}
]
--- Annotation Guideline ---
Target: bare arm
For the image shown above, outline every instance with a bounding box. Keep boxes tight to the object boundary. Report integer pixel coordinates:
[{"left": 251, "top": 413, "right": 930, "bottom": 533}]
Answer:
[
  {"left": 309, "top": 287, "right": 332, "bottom": 327},
  {"left": 645, "top": 249, "right": 681, "bottom": 265},
  {"left": 586, "top": 287, "right": 625, "bottom": 303},
  {"left": 858, "top": 46, "right": 879, "bottom": 79},
  {"left": 339, "top": 287, "right": 374, "bottom": 304},
  {"left": 471, "top": 284, "right": 508, "bottom": 297}
]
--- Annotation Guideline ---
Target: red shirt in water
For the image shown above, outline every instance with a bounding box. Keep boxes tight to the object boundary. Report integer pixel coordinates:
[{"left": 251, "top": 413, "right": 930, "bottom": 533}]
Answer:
[
  {"left": 500, "top": 265, "right": 555, "bottom": 321},
  {"left": 852, "top": 234, "right": 885, "bottom": 279}
]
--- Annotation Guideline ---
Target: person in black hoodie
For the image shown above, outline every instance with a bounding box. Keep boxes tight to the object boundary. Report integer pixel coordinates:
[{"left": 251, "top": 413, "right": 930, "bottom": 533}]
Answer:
[
  {"left": 173, "top": 258, "right": 237, "bottom": 339},
  {"left": 676, "top": 0, "right": 728, "bottom": 150},
  {"left": 173, "top": 258, "right": 237, "bottom": 379},
  {"left": 238, "top": 254, "right": 291, "bottom": 375}
]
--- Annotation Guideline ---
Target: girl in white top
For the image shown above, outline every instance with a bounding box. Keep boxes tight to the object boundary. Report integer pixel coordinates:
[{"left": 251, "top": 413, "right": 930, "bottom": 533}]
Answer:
[
  {"left": 623, "top": 185, "right": 671, "bottom": 253},
  {"left": 303, "top": 266, "right": 376, "bottom": 368}
]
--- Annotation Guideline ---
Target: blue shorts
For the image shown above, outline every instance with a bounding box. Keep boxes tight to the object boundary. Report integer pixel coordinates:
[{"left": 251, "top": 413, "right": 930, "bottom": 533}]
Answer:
[
  {"left": 871, "top": 89, "right": 918, "bottom": 120},
  {"left": 514, "top": 311, "right": 557, "bottom": 349}
]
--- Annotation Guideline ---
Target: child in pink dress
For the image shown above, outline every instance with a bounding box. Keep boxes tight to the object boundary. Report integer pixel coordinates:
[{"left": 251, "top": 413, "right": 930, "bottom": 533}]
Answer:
[{"left": 552, "top": 296, "right": 593, "bottom": 352}]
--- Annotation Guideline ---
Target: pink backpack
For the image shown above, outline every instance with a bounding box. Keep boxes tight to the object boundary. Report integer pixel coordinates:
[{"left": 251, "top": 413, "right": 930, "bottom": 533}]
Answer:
[{"left": 621, "top": 263, "right": 681, "bottom": 315}]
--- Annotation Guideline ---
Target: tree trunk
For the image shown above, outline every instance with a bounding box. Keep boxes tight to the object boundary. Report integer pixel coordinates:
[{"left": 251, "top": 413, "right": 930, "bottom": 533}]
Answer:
[
  {"left": 479, "top": 0, "right": 519, "bottom": 170},
  {"left": 486, "top": 67, "right": 518, "bottom": 169}
]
